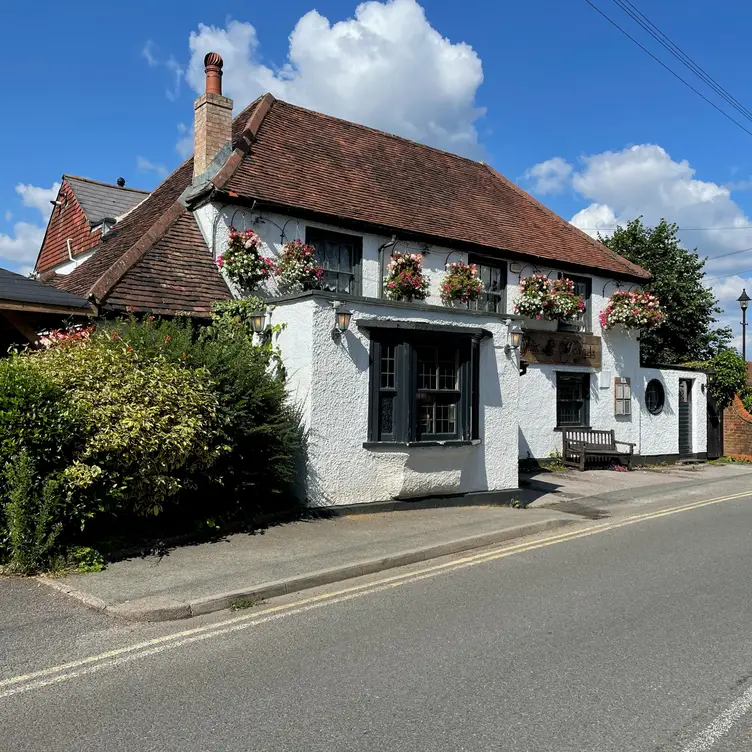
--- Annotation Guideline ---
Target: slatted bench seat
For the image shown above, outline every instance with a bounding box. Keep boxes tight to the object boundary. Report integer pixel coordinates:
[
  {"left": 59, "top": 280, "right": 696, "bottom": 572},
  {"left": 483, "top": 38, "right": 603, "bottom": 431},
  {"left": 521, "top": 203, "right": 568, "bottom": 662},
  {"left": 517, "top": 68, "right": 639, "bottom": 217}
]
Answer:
[{"left": 562, "top": 428, "right": 635, "bottom": 471}]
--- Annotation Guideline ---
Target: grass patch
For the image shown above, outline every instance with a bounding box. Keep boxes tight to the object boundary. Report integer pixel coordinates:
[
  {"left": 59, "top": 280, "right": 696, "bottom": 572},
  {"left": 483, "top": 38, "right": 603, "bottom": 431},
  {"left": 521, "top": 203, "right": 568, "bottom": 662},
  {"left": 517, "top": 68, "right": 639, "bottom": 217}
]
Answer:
[
  {"left": 709, "top": 455, "right": 752, "bottom": 466},
  {"left": 230, "top": 595, "right": 263, "bottom": 611}
]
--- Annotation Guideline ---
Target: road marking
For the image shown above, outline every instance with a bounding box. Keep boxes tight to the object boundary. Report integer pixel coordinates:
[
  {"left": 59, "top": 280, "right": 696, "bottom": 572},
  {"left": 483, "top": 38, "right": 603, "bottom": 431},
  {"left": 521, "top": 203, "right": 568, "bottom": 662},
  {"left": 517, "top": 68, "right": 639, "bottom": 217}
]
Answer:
[
  {"left": 682, "top": 683, "right": 752, "bottom": 751},
  {"left": 1, "top": 489, "right": 750, "bottom": 700}
]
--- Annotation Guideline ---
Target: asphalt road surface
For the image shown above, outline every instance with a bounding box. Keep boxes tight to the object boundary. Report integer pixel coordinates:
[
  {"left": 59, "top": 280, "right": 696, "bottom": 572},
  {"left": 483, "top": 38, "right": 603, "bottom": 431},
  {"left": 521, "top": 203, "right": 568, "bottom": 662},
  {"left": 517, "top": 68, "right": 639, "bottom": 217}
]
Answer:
[{"left": 3, "top": 478, "right": 752, "bottom": 751}]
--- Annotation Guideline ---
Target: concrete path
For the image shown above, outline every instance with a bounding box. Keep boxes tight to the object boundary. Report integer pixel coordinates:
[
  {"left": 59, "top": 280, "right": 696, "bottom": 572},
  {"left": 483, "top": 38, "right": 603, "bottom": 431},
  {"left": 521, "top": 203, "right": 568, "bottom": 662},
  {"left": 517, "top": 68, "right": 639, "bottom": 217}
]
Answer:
[{"left": 41, "top": 505, "right": 573, "bottom": 621}]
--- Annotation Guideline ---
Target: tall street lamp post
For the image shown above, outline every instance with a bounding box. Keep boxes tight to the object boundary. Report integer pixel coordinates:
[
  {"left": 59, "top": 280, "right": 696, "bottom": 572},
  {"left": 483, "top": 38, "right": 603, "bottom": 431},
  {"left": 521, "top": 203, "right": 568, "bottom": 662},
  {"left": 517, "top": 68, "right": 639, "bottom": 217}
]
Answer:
[{"left": 739, "top": 289, "right": 751, "bottom": 360}]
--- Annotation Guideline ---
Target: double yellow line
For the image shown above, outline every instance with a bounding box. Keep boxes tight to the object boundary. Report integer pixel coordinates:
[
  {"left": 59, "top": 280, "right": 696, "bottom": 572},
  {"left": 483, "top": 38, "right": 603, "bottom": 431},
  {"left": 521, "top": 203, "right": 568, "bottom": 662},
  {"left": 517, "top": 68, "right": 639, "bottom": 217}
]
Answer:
[{"left": 2, "top": 489, "right": 750, "bottom": 700}]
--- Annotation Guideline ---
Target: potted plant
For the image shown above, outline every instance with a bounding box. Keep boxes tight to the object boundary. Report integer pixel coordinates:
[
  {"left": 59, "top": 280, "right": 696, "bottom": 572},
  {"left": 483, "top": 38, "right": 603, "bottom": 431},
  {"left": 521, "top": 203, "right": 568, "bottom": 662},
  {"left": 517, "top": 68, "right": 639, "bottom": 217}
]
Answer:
[
  {"left": 216, "top": 226, "right": 275, "bottom": 292},
  {"left": 383, "top": 252, "right": 430, "bottom": 302},
  {"left": 275, "top": 239, "right": 324, "bottom": 293},
  {"left": 513, "top": 274, "right": 585, "bottom": 322},
  {"left": 440, "top": 261, "right": 485, "bottom": 306},
  {"left": 599, "top": 290, "right": 663, "bottom": 331}
]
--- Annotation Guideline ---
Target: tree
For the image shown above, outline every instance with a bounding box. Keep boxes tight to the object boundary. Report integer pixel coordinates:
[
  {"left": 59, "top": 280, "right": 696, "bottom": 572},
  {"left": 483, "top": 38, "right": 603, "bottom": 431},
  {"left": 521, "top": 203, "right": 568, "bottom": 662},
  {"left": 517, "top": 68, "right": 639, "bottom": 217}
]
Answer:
[{"left": 599, "top": 218, "right": 732, "bottom": 365}]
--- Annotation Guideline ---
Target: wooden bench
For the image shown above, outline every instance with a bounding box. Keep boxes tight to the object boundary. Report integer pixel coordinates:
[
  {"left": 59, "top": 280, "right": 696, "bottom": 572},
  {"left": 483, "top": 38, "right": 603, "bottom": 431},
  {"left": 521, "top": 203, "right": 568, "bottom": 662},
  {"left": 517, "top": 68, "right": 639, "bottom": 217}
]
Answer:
[{"left": 562, "top": 428, "right": 635, "bottom": 471}]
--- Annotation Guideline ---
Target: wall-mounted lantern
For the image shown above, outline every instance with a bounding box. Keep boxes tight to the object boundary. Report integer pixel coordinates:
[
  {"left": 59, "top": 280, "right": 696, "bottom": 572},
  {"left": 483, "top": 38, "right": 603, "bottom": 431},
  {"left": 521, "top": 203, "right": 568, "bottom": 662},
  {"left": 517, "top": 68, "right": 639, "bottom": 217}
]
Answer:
[
  {"left": 250, "top": 311, "right": 267, "bottom": 334},
  {"left": 331, "top": 301, "right": 353, "bottom": 342},
  {"left": 505, "top": 322, "right": 523, "bottom": 354}
]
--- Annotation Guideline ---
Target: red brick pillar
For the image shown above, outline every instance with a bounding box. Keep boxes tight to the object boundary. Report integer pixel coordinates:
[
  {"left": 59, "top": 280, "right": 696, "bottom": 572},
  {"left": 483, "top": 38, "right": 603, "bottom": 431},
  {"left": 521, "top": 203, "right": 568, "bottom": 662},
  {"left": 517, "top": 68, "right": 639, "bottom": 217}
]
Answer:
[{"left": 723, "top": 394, "right": 752, "bottom": 460}]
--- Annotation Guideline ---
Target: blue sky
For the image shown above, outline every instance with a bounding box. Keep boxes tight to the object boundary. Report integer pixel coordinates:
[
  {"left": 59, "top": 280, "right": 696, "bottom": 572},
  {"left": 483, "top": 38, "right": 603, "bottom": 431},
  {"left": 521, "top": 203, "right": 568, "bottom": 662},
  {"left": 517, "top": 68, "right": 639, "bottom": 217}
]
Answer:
[{"left": 3, "top": 0, "right": 752, "bottom": 341}]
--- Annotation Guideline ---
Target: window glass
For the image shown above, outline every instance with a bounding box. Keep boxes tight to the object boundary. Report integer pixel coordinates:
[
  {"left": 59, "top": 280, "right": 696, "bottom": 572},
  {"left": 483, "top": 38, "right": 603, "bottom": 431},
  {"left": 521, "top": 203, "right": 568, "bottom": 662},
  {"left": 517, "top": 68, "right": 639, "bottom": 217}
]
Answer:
[
  {"left": 369, "top": 335, "right": 477, "bottom": 443},
  {"left": 558, "top": 275, "right": 592, "bottom": 332},
  {"left": 468, "top": 257, "right": 506, "bottom": 313},
  {"left": 306, "top": 228, "right": 362, "bottom": 295},
  {"left": 645, "top": 379, "right": 665, "bottom": 415},
  {"left": 556, "top": 372, "right": 590, "bottom": 427}
]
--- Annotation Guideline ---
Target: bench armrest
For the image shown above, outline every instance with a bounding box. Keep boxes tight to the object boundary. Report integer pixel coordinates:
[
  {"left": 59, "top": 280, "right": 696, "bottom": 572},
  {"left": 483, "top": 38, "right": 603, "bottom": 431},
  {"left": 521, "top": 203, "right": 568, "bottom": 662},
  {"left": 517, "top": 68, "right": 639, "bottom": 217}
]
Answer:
[
  {"left": 614, "top": 440, "right": 636, "bottom": 449},
  {"left": 566, "top": 440, "right": 587, "bottom": 451}
]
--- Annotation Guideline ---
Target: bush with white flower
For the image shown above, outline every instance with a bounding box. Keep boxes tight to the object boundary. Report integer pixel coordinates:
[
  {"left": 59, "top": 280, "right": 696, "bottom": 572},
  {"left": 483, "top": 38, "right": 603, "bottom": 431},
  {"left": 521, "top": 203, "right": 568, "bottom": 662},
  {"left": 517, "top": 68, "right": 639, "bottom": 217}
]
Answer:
[
  {"left": 383, "top": 252, "right": 430, "bottom": 302},
  {"left": 513, "top": 274, "right": 585, "bottom": 321},
  {"left": 440, "top": 261, "right": 485, "bottom": 305},
  {"left": 599, "top": 290, "right": 663, "bottom": 331},
  {"left": 275, "top": 239, "right": 324, "bottom": 293},
  {"left": 216, "top": 226, "right": 275, "bottom": 292}
]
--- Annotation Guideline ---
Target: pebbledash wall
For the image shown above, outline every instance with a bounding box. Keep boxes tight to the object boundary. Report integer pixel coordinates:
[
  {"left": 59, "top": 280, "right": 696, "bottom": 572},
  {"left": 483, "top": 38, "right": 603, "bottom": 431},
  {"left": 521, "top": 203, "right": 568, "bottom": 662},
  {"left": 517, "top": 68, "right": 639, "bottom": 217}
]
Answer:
[{"left": 191, "top": 203, "right": 707, "bottom": 504}]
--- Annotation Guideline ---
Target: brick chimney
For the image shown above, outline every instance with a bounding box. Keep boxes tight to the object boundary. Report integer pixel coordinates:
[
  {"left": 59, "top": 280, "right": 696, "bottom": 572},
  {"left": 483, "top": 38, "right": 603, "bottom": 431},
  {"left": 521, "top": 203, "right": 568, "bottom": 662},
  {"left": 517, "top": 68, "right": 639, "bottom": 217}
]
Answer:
[{"left": 193, "top": 53, "right": 233, "bottom": 181}]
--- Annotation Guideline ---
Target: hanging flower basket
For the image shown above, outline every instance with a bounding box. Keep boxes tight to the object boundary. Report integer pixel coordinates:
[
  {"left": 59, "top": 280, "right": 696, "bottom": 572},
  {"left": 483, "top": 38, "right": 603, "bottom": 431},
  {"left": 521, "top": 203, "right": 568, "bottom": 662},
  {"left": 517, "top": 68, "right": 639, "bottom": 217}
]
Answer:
[
  {"left": 599, "top": 290, "right": 663, "bottom": 331},
  {"left": 216, "top": 226, "right": 275, "bottom": 292},
  {"left": 513, "top": 274, "right": 585, "bottom": 321},
  {"left": 440, "top": 261, "right": 484, "bottom": 305},
  {"left": 275, "top": 239, "right": 324, "bottom": 293},
  {"left": 383, "top": 252, "right": 430, "bottom": 302}
]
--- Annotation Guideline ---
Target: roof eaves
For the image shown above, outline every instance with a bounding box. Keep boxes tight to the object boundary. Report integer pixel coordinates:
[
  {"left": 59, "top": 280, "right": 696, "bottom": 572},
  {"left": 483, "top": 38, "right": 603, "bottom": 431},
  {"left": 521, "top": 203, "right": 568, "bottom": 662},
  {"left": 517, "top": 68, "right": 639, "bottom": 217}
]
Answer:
[{"left": 481, "top": 163, "right": 652, "bottom": 282}]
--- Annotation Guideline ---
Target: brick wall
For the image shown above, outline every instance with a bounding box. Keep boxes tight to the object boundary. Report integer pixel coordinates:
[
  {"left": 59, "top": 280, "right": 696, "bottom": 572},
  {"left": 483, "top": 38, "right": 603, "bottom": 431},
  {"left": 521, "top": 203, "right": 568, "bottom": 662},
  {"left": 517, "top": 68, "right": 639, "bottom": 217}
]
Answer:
[
  {"left": 723, "top": 394, "right": 752, "bottom": 458},
  {"left": 35, "top": 180, "right": 102, "bottom": 273}
]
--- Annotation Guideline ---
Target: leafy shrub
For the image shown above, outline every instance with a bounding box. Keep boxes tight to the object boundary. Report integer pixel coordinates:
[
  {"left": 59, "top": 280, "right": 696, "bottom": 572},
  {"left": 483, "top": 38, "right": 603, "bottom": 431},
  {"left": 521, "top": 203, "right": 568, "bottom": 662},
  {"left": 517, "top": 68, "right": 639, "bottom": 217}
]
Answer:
[
  {"left": 684, "top": 349, "right": 747, "bottom": 410},
  {"left": 100, "top": 314, "right": 305, "bottom": 522},
  {"left": 32, "top": 331, "right": 224, "bottom": 517},
  {"left": 0, "top": 355, "right": 80, "bottom": 473},
  {"left": 740, "top": 386, "right": 752, "bottom": 415},
  {"left": 3, "top": 451, "right": 63, "bottom": 573}
]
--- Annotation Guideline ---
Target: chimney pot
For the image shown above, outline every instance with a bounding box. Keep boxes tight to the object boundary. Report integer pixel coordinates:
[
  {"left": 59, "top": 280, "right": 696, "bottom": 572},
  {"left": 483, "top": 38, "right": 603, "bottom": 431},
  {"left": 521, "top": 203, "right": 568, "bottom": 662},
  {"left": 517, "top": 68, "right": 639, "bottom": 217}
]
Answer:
[{"left": 204, "top": 52, "right": 224, "bottom": 95}]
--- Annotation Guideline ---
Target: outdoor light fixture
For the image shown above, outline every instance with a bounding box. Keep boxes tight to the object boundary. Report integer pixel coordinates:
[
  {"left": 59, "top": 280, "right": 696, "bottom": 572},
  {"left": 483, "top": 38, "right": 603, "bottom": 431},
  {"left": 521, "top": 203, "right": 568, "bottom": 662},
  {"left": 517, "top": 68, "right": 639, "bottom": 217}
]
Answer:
[
  {"left": 331, "top": 301, "right": 353, "bottom": 342},
  {"left": 250, "top": 311, "right": 267, "bottom": 334},
  {"left": 505, "top": 322, "right": 523, "bottom": 354}
]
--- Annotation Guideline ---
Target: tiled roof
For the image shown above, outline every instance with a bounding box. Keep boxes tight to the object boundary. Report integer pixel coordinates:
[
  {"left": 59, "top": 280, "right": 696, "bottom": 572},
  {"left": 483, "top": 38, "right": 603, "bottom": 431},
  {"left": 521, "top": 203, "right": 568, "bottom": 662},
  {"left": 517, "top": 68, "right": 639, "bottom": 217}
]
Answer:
[
  {"left": 65, "top": 176, "right": 148, "bottom": 224},
  {"left": 56, "top": 160, "right": 195, "bottom": 298},
  {"left": 225, "top": 100, "right": 649, "bottom": 281},
  {"left": 105, "top": 214, "right": 230, "bottom": 315},
  {"left": 0, "top": 267, "right": 90, "bottom": 310}
]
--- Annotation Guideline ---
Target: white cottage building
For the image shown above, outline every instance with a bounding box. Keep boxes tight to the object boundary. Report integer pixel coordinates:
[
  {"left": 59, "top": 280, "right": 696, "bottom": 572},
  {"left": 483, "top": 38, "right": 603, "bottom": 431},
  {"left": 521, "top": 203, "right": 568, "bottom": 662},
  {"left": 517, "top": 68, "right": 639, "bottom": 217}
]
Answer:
[{"left": 44, "top": 53, "right": 708, "bottom": 508}]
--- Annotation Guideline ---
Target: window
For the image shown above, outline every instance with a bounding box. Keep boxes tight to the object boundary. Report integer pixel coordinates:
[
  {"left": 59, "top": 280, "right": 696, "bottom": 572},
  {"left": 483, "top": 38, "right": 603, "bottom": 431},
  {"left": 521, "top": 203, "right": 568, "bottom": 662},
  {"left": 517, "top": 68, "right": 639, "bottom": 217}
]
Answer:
[
  {"left": 614, "top": 377, "right": 631, "bottom": 416},
  {"left": 468, "top": 256, "right": 506, "bottom": 313},
  {"left": 556, "top": 372, "right": 590, "bottom": 427},
  {"left": 645, "top": 379, "right": 665, "bottom": 415},
  {"left": 558, "top": 274, "right": 592, "bottom": 332},
  {"left": 368, "top": 332, "right": 481, "bottom": 443},
  {"left": 306, "top": 228, "right": 362, "bottom": 295}
]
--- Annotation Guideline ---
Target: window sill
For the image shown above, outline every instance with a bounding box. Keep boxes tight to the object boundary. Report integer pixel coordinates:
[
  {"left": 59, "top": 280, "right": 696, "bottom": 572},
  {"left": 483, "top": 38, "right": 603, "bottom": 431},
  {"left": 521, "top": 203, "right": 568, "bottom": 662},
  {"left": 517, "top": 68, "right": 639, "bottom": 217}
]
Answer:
[
  {"left": 363, "top": 440, "right": 481, "bottom": 449},
  {"left": 553, "top": 426, "right": 592, "bottom": 432}
]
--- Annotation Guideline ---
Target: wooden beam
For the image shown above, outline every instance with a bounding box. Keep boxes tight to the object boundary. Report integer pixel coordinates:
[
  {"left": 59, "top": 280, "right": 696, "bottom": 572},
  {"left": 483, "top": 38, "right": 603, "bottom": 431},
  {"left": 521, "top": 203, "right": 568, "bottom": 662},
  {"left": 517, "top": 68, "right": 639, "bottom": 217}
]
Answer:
[
  {"left": 1, "top": 311, "right": 40, "bottom": 345},
  {"left": 0, "top": 299, "right": 93, "bottom": 316}
]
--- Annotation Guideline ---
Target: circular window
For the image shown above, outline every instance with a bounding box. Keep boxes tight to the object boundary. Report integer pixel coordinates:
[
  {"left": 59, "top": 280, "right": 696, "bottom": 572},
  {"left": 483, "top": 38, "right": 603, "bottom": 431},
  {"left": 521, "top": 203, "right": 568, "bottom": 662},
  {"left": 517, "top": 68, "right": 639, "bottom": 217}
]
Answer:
[{"left": 645, "top": 379, "right": 665, "bottom": 415}]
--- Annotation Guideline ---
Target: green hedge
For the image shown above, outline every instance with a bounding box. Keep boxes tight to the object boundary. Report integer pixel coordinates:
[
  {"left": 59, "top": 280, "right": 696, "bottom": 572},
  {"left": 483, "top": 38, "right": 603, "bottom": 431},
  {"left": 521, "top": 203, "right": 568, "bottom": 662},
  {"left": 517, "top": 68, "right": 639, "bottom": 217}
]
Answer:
[{"left": 0, "top": 306, "right": 304, "bottom": 572}]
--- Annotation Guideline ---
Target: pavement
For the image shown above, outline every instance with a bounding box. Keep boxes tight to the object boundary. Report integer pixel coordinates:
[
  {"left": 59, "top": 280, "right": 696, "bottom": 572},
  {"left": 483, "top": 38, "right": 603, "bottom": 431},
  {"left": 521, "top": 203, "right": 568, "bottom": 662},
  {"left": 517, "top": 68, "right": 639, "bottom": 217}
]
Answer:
[
  {"left": 37, "top": 462, "right": 752, "bottom": 622},
  {"left": 4, "top": 466, "right": 752, "bottom": 750}
]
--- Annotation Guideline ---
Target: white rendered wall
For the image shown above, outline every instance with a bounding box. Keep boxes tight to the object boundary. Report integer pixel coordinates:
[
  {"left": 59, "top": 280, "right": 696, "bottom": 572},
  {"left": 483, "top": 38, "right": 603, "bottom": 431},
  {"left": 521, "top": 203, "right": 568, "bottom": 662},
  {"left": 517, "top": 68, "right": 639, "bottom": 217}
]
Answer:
[{"left": 270, "top": 296, "right": 519, "bottom": 507}]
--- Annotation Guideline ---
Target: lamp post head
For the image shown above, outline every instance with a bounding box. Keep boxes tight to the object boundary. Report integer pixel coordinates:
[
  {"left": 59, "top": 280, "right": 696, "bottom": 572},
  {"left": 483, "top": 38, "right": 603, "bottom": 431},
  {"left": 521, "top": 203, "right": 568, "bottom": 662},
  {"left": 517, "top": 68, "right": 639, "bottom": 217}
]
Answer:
[{"left": 739, "top": 289, "right": 751, "bottom": 311}]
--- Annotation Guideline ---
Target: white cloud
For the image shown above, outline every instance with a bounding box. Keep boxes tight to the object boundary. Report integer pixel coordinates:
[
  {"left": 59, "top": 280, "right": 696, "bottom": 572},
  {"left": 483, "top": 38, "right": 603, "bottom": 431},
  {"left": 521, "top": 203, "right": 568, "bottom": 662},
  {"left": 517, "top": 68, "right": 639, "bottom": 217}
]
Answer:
[
  {"left": 176, "top": 122, "right": 193, "bottom": 159},
  {"left": 523, "top": 157, "right": 572, "bottom": 194},
  {"left": 0, "top": 221, "right": 46, "bottom": 269},
  {"left": 529, "top": 144, "right": 752, "bottom": 348},
  {"left": 183, "top": 0, "right": 485, "bottom": 155},
  {"left": 137, "top": 156, "right": 168, "bottom": 178},
  {"left": 143, "top": 40, "right": 184, "bottom": 101},
  {"left": 0, "top": 181, "right": 60, "bottom": 271},
  {"left": 15, "top": 182, "right": 60, "bottom": 218}
]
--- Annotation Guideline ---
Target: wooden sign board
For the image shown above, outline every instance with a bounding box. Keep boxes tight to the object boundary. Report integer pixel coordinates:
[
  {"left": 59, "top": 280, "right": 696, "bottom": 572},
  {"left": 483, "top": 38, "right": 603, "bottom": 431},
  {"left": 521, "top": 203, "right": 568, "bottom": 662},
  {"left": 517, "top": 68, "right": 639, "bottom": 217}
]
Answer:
[{"left": 521, "top": 331, "right": 602, "bottom": 368}]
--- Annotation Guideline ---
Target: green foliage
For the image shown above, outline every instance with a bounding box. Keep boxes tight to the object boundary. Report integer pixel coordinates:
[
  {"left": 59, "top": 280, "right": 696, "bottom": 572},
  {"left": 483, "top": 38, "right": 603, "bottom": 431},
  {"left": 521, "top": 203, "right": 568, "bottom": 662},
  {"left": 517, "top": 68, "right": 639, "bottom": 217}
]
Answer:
[
  {"left": 32, "top": 330, "right": 224, "bottom": 517},
  {"left": 683, "top": 349, "right": 747, "bottom": 410},
  {"left": 0, "top": 356, "right": 80, "bottom": 473},
  {"left": 739, "top": 386, "right": 752, "bottom": 415},
  {"left": 210, "top": 296, "right": 268, "bottom": 336},
  {"left": 67, "top": 546, "right": 105, "bottom": 573},
  {"left": 3, "top": 452, "right": 63, "bottom": 573},
  {"left": 100, "top": 315, "right": 305, "bottom": 521},
  {"left": 599, "top": 218, "right": 732, "bottom": 364}
]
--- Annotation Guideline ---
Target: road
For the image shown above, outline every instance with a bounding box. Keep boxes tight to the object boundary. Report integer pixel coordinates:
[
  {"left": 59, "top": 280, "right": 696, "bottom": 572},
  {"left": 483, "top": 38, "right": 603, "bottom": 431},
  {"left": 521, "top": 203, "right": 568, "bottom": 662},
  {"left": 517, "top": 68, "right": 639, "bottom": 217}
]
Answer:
[{"left": 2, "top": 474, "right": 752, "bottom": 751}]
